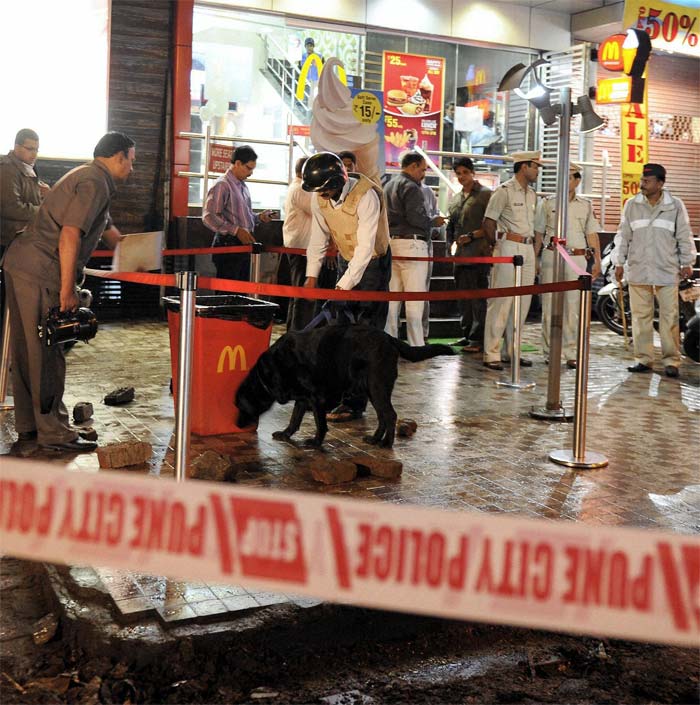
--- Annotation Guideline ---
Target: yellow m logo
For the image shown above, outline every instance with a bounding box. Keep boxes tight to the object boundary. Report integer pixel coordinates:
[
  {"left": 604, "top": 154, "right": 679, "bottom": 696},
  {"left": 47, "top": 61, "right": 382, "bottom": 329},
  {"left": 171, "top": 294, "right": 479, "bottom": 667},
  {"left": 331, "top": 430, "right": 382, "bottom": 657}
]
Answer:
[
  {"left": 217, "top": 345, "right": 247, "bottom": 373},
  {"left": 601, "top": 42, "right": 620, "bottom": 62},
  {"left": 295, "top": 55, "right": 347, "bottom": 101}
]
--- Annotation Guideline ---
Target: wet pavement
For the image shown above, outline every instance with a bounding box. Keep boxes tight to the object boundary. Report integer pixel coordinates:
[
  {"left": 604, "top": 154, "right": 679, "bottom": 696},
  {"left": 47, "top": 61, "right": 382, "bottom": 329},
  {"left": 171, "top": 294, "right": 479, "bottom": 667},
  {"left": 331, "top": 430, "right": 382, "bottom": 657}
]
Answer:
[{"left": 1, "top": 318, "right": 699, "bottom": 626}]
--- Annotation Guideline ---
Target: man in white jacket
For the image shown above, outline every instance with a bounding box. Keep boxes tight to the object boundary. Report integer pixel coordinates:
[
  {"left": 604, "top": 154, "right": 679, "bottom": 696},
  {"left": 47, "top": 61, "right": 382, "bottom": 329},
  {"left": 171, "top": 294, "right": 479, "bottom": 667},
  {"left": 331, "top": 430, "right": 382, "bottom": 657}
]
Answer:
[{"left": 612, "top": 163, "right": 695, "bottom": 378}]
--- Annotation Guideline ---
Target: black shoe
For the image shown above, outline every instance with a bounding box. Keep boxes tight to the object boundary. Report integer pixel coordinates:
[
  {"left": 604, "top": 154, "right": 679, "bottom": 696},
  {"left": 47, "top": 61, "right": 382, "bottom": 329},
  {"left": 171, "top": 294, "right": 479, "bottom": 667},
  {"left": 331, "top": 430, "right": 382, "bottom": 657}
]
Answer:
[
  {"left": 17, "top": 431, "right": 38, "bottom": 442},
  {"left": 627, "top": 363, "right": 652, "bottom": 373},
  {"left": 453, "top": 337, "right": 470, "bottom": 347},
  {"left": 664, "top": 366, "right": 679, "bottom": 378},
  {"left": 104, "top": 387, "right": 135, "bottom": 405},
  {"left": 483, "top": 361, "right": 504, "bottom": 371},
  {"left": 504, "top": 357, "right": 533, "bottom": 367},
  {"left": 40, "top": 438, "right": 98, "bottom": 453}
]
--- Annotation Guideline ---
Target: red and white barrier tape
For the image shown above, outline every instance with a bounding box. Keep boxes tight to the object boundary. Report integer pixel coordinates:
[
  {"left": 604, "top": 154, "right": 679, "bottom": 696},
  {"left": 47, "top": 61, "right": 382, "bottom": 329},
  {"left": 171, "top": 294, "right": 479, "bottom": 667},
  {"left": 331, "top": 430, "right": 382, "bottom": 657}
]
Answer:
[
  {"left": 1, "top": 460, "right": 697, "bottom": 646},
  {"left": 83, "top": 268, "right": 579, "bottom": 302}
]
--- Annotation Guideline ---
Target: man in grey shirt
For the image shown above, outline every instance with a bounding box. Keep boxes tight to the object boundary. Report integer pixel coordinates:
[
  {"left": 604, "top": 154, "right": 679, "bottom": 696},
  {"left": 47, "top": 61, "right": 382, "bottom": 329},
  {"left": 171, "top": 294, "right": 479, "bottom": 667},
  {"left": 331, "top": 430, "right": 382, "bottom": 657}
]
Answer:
[
  {"left": 384, "top": 152, "right": 444, "bottom": 346},
  {"left": 3, "top": 132, "right": 134, "bottom": 453}
]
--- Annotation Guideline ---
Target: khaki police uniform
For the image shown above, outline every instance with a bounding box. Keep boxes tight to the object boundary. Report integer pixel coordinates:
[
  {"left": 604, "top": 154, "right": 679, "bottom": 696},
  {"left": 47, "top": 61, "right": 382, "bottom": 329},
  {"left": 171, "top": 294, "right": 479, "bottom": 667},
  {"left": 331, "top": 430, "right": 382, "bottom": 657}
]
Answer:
[
  {"left": 3, "top": 161, "right": 115, "bottom": 445},
  {"left": 536, "top": 195, "right": 599, "bottom": 361},
  {"left": 482, "top": 176, "right": 538, "bottom": 363}
]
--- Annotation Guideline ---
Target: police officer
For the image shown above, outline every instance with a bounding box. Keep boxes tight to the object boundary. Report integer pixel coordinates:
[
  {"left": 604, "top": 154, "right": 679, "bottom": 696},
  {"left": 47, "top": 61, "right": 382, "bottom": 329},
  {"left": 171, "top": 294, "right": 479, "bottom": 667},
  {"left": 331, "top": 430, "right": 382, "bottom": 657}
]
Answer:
[
  {"left": 481, "top": 151, "right": 542, "bottom": 370},
  {"left": 535, "top": 163, "right": 602, "bottom": 368},
  {"left": 3, "top": 132, "right": 134, "bottom": 453},
  {"left": 302, "top": 151, "right": 391, "bottom": 421}
]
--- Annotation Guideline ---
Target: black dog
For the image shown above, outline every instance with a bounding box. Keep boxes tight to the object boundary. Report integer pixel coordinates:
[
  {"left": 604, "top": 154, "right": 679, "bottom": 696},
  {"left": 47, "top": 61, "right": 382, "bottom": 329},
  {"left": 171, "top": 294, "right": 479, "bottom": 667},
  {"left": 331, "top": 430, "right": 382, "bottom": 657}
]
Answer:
[{"left": 235, "top": 325, "right": 455, "bottom": 448}]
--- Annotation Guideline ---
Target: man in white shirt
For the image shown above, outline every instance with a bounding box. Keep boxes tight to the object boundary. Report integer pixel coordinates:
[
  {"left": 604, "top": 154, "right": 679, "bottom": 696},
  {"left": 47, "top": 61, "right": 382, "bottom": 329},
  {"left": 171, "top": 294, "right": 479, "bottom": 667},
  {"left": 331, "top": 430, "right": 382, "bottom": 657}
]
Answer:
[
  {"left": 302, "top": 151, "right": 392, "bottom": 421},
  {"left": 303, "top": 152, "right": 391, "bottom": 329}
]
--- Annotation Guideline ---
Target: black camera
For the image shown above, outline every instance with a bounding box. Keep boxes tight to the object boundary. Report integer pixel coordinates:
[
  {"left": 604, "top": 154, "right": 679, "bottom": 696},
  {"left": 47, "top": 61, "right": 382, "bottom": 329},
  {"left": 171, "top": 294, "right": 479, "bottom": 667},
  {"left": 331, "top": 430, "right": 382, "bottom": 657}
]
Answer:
[{"left": 39, "top": 307, "right": 98, "bottom": 346}]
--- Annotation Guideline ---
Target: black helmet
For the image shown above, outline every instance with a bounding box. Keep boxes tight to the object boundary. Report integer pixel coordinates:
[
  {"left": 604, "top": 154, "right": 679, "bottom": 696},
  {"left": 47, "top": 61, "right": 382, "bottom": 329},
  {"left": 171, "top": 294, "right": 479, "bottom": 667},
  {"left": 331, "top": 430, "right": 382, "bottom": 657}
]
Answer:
[{"left": 302, "top": 152, "right": 347, "bottom": 193}]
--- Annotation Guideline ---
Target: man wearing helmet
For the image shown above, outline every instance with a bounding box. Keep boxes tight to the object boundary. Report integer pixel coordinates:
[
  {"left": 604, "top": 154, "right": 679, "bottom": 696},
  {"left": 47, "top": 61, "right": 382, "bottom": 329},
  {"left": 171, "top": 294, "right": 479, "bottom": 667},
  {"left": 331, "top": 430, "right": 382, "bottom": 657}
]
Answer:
[
  {"left": 302, "top": 151, "right": 392, "bottom": 421},
  {"left": 302, "top": 151, "right": 391, "bottom": 327}
]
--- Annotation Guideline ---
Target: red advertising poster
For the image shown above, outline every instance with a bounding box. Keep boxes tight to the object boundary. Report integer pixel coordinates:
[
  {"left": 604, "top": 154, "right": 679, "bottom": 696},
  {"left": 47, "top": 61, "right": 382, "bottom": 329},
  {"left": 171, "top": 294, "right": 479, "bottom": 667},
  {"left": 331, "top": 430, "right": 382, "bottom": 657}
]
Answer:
[{"left": 382, "top": 51, "right": 445, "bottom": 168}]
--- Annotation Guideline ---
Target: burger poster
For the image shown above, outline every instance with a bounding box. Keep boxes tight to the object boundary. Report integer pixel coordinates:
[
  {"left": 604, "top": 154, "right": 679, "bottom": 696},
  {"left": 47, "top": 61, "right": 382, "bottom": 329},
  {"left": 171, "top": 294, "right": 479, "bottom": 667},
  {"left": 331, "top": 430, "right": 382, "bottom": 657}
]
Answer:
[{"left": 382, "top": 51, "right": 445, "bottom": 168}]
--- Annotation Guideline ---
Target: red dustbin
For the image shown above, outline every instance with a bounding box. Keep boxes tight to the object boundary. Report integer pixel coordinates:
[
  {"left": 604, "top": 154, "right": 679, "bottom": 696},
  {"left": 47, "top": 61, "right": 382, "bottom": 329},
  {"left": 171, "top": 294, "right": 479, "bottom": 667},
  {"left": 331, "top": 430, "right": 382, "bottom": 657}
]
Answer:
[{"left": 163, "top": 294, "right": 279, "bottom": 435}]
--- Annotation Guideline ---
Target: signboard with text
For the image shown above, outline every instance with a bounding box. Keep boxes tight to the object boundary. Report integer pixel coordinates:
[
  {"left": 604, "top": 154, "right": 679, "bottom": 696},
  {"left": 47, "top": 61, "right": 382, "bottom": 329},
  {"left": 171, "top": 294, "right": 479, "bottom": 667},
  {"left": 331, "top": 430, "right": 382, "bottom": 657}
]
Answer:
[
  {"left": 209, "top": 144, "right": 234, "bottom": 174},
  {"left": 382, "top": 51, "right": 445, "bottom": 168},
  {"left": 624, "top": 0, "right": 699, "bottom": 58}
]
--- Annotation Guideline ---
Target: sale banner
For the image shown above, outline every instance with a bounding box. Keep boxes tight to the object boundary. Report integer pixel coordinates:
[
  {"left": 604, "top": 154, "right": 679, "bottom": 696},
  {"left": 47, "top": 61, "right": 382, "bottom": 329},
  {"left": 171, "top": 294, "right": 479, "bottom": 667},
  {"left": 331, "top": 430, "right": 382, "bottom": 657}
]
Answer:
[
  {"left": 382, "top": 51, "right": 445, "bottom": 168},
  {"left": 624, "top": 0, "right": 700, "bottom": 59},
  {"left": 620, "top": 82, "right": 649, "bottom": 208}
]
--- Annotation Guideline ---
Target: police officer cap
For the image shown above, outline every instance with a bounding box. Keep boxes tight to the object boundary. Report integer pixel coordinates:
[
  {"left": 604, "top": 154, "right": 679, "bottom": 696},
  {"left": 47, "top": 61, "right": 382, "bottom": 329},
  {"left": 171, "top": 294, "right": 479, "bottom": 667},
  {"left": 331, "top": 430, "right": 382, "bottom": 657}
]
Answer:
[
  {"left": 510, "top": 150, "right": 543, "bottom": 166},
  {"left": 642, "top": 163, "right": 666, "bottom": 181},
  {"left": 302, "top": 152, "right": 347, "bottom": 193}
]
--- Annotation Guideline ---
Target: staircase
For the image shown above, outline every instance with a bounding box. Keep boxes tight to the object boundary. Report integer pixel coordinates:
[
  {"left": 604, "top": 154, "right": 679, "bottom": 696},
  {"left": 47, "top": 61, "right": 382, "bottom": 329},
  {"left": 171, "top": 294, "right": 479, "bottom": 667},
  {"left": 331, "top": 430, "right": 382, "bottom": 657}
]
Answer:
[{"left": 259, "top": 34, "right": 313, "bottom": 125}]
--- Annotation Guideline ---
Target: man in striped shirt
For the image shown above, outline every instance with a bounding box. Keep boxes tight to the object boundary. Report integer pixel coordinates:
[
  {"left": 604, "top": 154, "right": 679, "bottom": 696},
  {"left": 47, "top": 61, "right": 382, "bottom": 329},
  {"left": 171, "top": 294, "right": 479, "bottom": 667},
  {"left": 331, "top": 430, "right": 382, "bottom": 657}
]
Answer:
[{"left": 203, "top": 145, "right": 272, "bottom": 281}]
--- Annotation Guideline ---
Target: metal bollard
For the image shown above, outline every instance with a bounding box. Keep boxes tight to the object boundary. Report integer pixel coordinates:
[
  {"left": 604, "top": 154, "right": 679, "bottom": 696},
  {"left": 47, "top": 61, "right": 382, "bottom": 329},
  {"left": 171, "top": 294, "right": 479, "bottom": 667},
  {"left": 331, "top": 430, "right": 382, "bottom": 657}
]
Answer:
[
  {"left": 250, "top": 241, "right": 264, "bottom": 300},
  {"left": 549, "top": 276, "right": 608, "bottom": 469},
  {"left": 174, "top": 271, "right": 198, "bottom": 482},
  {"left": 0, "top": 299, "right": 13, "bottom": 410},
  {"left": 497, "top": 255, "right": 535, "bottom": 390}
]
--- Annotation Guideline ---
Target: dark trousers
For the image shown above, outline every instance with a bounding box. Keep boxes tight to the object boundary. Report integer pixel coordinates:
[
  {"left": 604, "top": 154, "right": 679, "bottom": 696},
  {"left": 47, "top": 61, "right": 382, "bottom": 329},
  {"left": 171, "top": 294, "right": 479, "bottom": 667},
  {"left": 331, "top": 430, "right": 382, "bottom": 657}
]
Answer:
[
  {"left": 212, "top": 234, "right": 250, "bottom": 282},
  {"left": 286, "top": 254, "right": 337, "bottom": 331},
  {"left": 336, "top": 248, "right": 392, "bottom": 413},
  {"left": 337, "top": 248, "right": 392, "bottom": 330},
  {"left": 455, "top": 264, "right": 490, "bottom": 346}
]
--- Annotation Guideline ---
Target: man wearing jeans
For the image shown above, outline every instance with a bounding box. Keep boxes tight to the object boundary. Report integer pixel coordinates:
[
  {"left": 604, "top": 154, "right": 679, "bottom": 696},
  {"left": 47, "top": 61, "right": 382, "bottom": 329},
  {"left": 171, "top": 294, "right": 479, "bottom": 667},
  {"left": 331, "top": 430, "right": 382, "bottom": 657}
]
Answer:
[
  {"left": 612, "top": 163, "right": 695, "bottom": 378},
  {"left": 383, "top": 152, "right": 444, "bottom": 346}
]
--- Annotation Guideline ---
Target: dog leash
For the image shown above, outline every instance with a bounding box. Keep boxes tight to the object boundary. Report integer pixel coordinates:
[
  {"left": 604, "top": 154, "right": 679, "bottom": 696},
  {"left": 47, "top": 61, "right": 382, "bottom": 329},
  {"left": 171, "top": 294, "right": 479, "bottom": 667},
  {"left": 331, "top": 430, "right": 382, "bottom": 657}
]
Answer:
[{"left": 301, "top": 301, "right": 357, "bottom": 332}]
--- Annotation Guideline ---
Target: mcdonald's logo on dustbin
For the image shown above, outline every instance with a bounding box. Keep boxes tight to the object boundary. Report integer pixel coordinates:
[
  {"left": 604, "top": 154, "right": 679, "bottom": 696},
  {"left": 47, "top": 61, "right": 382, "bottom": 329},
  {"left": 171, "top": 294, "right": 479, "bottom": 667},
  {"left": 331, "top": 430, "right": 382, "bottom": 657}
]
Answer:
[{"left": 217, "top": 345, "right": 247, "bottom": 373}]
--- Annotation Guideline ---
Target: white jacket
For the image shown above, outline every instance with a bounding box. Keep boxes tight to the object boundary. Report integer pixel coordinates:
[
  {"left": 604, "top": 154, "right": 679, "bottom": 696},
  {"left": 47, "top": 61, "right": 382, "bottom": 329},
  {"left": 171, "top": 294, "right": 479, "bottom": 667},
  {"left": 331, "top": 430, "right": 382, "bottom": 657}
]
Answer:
[{"left": 612, "top": 189, "right": 695, "bottom": 286}]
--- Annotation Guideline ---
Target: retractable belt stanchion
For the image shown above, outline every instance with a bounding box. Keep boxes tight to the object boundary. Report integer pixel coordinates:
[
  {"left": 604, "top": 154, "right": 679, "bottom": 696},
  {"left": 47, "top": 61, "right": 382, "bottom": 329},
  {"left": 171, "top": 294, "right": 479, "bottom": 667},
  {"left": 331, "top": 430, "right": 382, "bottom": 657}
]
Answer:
[
  {"left": 0, "top": 270, "right": 13, "bottom": 411},
  {"left": 0, "top": 297, "right": 13, "bottom": 410},
  {"left": 549, "top": 275, "right": 608, "bottom": 469},
  {"left": 250, "top": 242, "right": 263, "bottom": 300},
  {"left": 174, "top": 271, "right": 198, "bottom": 482},
  {"left": 530, "top": 85, "right": 573, "bottom": 421},
  {"left": 497, "top": 255, "right": 535, "bottom": 390}
]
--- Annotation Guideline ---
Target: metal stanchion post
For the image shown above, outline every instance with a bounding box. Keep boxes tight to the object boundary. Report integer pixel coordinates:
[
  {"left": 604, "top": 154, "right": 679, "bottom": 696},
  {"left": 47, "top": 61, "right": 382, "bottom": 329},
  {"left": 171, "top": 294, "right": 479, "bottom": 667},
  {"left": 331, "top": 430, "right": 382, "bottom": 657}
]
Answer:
[
  {"left": 250, "top": 242, "right": 263, "bottom": 300},
  {"left": 497, "top": 255, "right": 535, "bottom": 390},
  {"left": 174, "top": 271, "right": 198, "bottom": 482},
  {"left": 0, "top": 298, "right": 14, "bottom": 410},
  {"left": 549, "top": 275, "right": 608, "bottom": 469},
  {"left": 531, "top": 86, "right": 573, "bottom": 421}
]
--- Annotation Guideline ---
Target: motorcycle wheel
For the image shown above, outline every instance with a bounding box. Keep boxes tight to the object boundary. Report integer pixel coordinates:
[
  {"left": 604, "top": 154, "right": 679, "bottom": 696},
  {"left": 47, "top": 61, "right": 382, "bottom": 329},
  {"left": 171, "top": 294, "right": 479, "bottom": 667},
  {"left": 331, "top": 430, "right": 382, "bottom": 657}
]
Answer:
[
  {"left": 683, "top": 315, "right": 700, "bottom": 362},
  {"left": 595, "top": 293, "right": 630, "bottom": 336}
]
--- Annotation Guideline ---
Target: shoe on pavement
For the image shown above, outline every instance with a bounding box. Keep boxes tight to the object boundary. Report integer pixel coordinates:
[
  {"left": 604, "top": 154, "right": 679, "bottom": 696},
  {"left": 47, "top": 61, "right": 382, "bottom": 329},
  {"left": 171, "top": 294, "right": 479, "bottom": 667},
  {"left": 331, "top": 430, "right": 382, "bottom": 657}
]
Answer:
[
  {"left": 483, "top": 361, "right": 504, "bottom": 371},
  {"left": 461, "top": 344, "right": 482, "bottom": 353},
  {"left": 40, "top": 438, "right": 98, "bottom": 453},
  {"left": 566, "top": 360, "right": 577, "bottom": 369},
  {"left": 17, "top": 431, "right": 38, "bottom": 442},
  {"left": 664, "top": 365, "right": 679, "bottom": 378},
  {"left": 327, "top": 404, "right": 364, "bottom": 422},
  {"left": 453, "top": 337, "right": 470, "bottom": 347},
  {"left": 627, "top": 363, "right": 652, "bottom": 373}
]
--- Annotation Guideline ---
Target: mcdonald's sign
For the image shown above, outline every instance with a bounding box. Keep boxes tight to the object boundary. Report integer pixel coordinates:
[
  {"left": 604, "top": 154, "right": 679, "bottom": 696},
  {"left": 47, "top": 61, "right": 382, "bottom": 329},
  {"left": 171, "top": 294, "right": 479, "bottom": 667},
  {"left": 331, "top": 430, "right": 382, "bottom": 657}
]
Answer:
[
  {"left": 599, "top": 34, "right": 626, "bottom": 71},
  {"left": 296, "top": 55, "right": 347, "bottom": 101},
  {"left": 217, "top": 345, "right": 247, "bottom": 373}
]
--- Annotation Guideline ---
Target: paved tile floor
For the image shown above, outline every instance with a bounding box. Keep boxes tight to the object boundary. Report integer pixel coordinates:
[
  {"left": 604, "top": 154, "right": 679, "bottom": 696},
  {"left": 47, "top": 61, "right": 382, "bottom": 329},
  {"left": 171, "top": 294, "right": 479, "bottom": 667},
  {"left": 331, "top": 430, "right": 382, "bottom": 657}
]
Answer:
[{"left": 2, "top": 319, "right": 698, "bottom": 623}]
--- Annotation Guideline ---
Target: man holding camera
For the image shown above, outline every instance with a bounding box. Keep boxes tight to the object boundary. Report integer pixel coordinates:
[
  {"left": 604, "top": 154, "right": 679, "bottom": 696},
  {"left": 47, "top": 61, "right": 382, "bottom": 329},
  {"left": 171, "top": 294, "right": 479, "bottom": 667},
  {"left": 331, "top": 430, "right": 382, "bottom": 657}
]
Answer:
[{"left": 3, "top": 132, "right": 135, "bottom": 453}]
